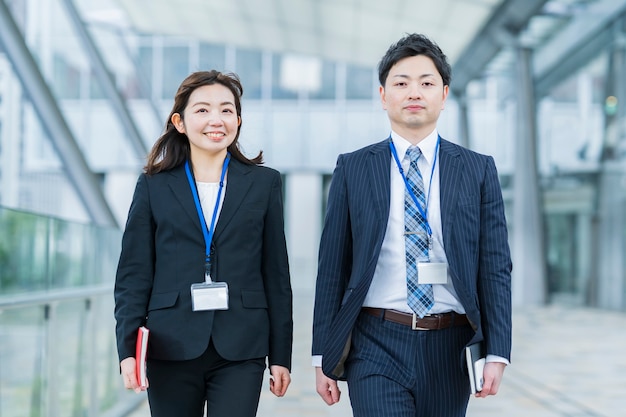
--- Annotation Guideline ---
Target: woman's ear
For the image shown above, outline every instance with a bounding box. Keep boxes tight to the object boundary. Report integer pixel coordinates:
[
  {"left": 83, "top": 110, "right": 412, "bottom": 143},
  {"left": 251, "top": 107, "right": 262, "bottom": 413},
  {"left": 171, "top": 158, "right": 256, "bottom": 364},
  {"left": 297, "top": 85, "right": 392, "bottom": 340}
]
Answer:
[{"left": 171, "top": 113, "right": 185, "bottom": 133}]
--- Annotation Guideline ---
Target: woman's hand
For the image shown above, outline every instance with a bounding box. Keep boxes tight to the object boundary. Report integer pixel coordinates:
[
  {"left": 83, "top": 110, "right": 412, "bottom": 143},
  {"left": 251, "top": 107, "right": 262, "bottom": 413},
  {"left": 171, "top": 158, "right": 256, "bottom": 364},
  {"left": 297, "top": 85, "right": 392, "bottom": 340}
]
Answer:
[
  {"left": 120, "top": 357, "right": 147, "bottom": 393},
  {"left": 269, "top": 365, "right": 291, "bottom": 397}
]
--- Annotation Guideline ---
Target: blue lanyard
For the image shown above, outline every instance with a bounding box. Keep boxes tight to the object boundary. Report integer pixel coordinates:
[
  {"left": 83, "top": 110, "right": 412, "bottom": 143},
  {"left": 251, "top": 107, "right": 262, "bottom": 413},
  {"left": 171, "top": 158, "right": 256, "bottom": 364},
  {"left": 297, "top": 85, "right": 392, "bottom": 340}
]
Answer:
[
  {"left": 388, "top": 137, "right": 439, "bottom": 239},
  {"left": 184, "top": 153, "right": 230, "bottom": 279}
]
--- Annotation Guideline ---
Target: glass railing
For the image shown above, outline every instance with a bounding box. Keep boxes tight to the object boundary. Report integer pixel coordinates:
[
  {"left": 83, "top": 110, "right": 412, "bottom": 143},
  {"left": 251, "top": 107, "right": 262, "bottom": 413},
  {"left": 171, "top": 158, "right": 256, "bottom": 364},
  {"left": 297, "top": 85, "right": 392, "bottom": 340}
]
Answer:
[
  {"left": 0, "top": 206, "right": 120, "bottom": 293},
  {"left": 0, "top": 206, "right": 143, "bottom": 417}
]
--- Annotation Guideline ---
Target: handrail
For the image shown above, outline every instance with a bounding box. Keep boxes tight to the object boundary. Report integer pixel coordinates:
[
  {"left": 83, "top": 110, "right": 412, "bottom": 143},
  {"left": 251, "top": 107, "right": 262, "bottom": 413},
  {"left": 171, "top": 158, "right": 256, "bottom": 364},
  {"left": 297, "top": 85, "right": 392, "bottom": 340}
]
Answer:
[
  {"left": 0, "top": 283, "right": 125, "bottom": 417},
  {"left": 0, "top": 284, "right": 113, "bottom": 310},
  {"left": 1, "top": 206, "right": 125, "bottom": 416}
]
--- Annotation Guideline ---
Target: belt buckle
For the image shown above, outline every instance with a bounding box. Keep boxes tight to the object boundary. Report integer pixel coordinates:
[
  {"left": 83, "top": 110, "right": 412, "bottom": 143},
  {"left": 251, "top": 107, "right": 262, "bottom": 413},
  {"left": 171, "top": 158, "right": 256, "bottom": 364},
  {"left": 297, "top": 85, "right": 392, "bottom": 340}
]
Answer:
[{"left": 411, "top": 313, "right": 429, "bottom": 331}]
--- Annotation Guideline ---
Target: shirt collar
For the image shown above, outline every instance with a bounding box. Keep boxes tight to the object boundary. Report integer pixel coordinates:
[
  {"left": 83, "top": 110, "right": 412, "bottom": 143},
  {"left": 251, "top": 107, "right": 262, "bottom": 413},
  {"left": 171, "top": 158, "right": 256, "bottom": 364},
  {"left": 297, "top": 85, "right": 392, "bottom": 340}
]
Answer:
[{"left": 390, "top": 129, "right": 439, "bottom": 165}]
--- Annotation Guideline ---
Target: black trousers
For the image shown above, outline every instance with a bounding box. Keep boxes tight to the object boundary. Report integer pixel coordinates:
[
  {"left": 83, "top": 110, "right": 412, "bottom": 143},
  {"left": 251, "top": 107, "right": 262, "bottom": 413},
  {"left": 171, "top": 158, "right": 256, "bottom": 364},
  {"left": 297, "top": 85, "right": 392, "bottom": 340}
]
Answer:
[{"left": 146, "top": 339, "right": 266, "bottom": 417}]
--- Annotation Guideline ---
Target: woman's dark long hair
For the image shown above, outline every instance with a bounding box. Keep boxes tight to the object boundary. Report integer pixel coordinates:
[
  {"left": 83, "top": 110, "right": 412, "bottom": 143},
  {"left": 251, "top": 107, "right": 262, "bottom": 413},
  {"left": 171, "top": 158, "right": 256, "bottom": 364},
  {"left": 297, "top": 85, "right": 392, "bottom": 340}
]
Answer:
[{"left": 144, "top": 70, "right": 263, "bottom": 175}]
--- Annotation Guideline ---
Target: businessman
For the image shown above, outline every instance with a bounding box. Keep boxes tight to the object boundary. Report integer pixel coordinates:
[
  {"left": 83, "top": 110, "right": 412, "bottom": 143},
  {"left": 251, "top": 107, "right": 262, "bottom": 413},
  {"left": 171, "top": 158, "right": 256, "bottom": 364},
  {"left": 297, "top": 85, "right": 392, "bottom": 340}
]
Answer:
[{"left": 312, "top": 33, "right": 512, "bottom": 417}]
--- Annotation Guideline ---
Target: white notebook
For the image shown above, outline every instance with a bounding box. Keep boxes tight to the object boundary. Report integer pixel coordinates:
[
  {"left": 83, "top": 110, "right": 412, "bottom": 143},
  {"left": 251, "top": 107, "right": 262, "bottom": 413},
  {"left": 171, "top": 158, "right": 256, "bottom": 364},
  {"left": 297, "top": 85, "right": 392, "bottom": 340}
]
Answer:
[{"left": 465, "top": 342, "right": 485, "bottom": 394}]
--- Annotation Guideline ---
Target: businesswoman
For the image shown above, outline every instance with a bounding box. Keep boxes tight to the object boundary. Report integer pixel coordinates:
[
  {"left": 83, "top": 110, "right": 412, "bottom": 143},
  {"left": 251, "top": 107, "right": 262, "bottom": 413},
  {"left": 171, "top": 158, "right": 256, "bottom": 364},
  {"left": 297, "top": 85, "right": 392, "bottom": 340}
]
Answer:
[{"left": 114, "top": 70, "right": 293, "bottom": 417}]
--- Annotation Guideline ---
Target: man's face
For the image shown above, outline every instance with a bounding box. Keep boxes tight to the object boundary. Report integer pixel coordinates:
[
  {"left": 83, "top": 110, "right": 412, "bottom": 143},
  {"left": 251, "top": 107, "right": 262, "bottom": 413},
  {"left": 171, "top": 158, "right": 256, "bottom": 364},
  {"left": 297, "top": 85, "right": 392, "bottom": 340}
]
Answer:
[{"left": 380, "top": 55, "right": 449, "bottom": 140}]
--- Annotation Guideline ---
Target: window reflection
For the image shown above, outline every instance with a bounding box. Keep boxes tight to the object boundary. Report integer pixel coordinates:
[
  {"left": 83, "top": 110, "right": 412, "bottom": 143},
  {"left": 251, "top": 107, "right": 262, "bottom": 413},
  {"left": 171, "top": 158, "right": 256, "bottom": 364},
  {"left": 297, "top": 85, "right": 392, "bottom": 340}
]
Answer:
[
  {"left": 199, "top": 43, "right": 226, "bottom": 72},
  {"left": 272, "top": 55, "right": 297, "bottom": 100},
  {"left": 236, "top": 48, "right": 263, "bottom": 99},
  {"left": 162, "top": 45, "right": 190, "bottom": 99},
  {"left": 310, "top": 61, "right": 336, "bottom": 100},
  {"left": 346, "top": 64, "right": 374, "bottom": 100}
]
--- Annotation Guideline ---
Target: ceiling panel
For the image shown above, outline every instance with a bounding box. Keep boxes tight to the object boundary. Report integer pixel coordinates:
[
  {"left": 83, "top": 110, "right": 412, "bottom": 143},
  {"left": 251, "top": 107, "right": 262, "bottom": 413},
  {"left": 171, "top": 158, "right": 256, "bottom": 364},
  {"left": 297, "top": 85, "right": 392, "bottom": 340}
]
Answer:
[
  {"left": 240, "top": 0, "right": 276, "bottom": 20},
  {"left": 446, "top": 2, "right": 495, "bottom": 34},
  {"left": 249, "top": 21, "right": 286, "bottom": 51},
  {"left": 320, "top": 2, "right": 357, "bottom": 38},
  {"left": 277, "top": 0, "right": 317, "bottom": 31},
  {"left": 205, "top": 1, "right": 241, "bottom": 15},
  {"left": 115, "top": 0, "right": 506, "bottom": 67}
]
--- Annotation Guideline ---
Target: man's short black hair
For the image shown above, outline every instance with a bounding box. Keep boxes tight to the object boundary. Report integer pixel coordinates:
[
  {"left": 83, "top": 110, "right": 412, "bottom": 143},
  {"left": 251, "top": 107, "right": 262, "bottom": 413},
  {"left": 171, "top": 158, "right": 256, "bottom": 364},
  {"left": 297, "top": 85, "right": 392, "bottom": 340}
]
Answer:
[{"left": 378, "top": 33, "right": 452, "bottom": 88}]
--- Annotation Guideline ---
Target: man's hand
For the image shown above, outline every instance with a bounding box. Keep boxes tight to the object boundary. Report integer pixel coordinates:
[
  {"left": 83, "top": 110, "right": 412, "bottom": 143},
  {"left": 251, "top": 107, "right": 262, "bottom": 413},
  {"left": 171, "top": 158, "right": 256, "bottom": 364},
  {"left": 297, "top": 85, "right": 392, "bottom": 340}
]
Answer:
[
  {"left": 315, "top": 367, "right": 341, "bottom": 405},
  {"left": 120, "top": 357, "right": 146, "bottom": 393},
  {"left": 269, "top": 365, "right": 291, "bottom": 397},
  {"left": 476, "top": 362, "right": 506, "bottom": 398}
]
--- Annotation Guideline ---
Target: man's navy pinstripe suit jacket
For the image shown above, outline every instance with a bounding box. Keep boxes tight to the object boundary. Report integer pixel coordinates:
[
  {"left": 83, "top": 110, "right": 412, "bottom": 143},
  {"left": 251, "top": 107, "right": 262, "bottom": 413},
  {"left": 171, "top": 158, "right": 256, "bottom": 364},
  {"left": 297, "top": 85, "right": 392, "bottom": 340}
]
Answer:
[{"left": 312, "top": 137, "right": 512, "bottom": 380}]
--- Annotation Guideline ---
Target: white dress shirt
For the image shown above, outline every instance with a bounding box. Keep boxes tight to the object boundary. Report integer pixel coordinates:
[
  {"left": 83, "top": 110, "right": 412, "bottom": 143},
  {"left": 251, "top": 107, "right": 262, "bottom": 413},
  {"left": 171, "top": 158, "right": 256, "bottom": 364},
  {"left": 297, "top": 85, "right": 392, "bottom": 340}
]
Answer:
[
  {"left": 196, "top": 178, "right": 226, "bottom": 233},
  {"left": 363, "top": 129, "right": 465, "bottom": 314}
]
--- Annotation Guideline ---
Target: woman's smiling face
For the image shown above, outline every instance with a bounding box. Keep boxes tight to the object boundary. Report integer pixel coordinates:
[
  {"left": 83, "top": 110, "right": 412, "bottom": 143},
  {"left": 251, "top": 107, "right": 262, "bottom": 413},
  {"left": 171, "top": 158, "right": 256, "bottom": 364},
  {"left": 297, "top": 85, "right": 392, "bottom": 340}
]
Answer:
[{"left": 172, "top": 83, "right": 241, "bottom": 157}]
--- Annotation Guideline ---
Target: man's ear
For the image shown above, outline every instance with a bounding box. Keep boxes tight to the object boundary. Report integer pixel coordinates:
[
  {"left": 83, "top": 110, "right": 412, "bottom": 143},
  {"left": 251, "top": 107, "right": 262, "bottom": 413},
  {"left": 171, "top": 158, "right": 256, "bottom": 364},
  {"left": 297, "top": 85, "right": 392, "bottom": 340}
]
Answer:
[
  {"left": 379, "top": 85, "right": 387, "bottom": 110},
  {"left": 441, "top": 85, "right": 449, "bottom": 110},
  {"left": 171, "top": 113, "right": 185, "bottom": 133}
]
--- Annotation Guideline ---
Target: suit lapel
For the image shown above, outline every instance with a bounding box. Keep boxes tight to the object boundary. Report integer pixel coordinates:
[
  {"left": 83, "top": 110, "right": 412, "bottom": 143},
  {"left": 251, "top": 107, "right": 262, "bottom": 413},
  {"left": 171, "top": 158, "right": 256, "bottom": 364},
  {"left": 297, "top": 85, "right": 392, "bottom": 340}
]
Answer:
[
  {"left": 168, "top": 165, "right": 203, "bottom": 233},
  {"left": 166, "top": 160, "right": 253, "bottom": 239},
  {"left": 213, "top": 159, "right": 253, "bottom": 240},
  {"left": 367, "top": 140, "right": 392, "bottom": 224},
  {"left": 438, "top": 138, "right": 461, "bottom": 250},
  {"left": 344, "top": 141, "right": 390, "bottom": 291}
]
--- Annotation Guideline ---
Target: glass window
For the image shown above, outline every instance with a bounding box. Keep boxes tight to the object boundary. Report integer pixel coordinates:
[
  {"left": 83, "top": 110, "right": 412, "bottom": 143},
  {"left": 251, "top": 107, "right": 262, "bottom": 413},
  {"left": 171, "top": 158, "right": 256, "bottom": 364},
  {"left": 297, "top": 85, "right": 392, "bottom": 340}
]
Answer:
[
  {"left": 236, "top": 49, "right": 263, "bottom": 99},
  {"left": 199, "top": 43, "right": 226, "bottom": 72},
  {"left": 52, "top": 54, "right": 81, "bottom": 99},
  {"left": 162, "top": 45, "right": 190, "bottom": 99},
  {"left": 89, "top": 69, "right": 106, "bottom": 99},
  {"left": 346, "top": 64, "right": 375, "bottom": 100},
  {"left": 137, "top": 45, "right": 153, "bottom": 98},
  {"left": 310, "top": 61, "right": 336, "bottom": 100},
  {"left": 272, "top": 55, "right": 297, "bottom": 100}
]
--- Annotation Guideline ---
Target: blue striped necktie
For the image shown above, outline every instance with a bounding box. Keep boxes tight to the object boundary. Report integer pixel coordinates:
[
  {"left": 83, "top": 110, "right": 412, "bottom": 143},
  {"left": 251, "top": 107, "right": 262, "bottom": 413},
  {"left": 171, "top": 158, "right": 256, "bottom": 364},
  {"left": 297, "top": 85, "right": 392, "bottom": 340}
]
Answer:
[{"left": 404, "top": 146, "right": 434, "bottom": 317}]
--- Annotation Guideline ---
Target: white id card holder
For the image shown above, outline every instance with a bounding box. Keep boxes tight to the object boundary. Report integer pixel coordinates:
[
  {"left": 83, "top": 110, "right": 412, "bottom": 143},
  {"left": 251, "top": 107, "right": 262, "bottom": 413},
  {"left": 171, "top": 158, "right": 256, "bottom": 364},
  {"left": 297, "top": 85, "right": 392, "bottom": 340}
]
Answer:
[
  {"left": 417, "top": 262, "right": 448, "bottom": 284},
  {"left": 191, "top": 281, "right": 229, "bottom": 311}
]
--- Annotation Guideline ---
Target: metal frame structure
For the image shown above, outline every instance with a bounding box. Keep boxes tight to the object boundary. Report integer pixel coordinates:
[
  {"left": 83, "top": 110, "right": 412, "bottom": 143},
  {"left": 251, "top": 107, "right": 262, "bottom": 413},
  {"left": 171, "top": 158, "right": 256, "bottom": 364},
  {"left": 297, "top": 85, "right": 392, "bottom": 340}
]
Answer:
[
  {"left": 59, "top": 0, "right": 148, "bottom": 160},
  {"left": 0, "top": 0, "right": 118, "bottom": 227},
  {"left": 451, "top": 0, "right": 550, "bottom": 97}
]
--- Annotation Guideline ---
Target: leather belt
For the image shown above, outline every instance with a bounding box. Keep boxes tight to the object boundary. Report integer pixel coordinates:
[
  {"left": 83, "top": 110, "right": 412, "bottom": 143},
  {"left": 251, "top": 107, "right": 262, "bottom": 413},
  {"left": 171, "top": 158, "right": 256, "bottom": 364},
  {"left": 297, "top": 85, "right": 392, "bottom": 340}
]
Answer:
[{"left": 362, "top": 307, "right": 470, "bottom": 330}]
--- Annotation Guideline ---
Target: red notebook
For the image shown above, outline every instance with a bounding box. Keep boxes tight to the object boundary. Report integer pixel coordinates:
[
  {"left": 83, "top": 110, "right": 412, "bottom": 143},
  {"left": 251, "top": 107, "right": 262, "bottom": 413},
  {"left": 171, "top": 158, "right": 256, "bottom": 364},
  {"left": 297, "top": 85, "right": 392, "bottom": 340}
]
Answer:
[{"left": 135, "top": 326, "right": 150, "bottom": 388}]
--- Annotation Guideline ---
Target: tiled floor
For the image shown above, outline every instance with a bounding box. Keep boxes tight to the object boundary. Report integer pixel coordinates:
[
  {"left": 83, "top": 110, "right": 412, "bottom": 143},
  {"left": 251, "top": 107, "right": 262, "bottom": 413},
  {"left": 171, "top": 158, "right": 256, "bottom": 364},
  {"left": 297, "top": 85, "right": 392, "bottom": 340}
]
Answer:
[{"left": 126, "top": 292, "right": 626, "bottom": 417}]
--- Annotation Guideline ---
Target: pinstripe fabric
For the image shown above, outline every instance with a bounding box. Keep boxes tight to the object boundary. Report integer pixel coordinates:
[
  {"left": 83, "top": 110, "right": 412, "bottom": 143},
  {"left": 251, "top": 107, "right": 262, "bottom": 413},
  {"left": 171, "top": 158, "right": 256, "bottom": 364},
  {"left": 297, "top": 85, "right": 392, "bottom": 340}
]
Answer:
[
  {"left": 313, "top": 140, "right": 391, "bottom": 379},
  {"left": 345, "top": 311, "right": 473, "bottom": 417},
  {"left": 438, "top": 139, "right": 512, "bottom": 358},
  {"left": 313, "top": 137, "right": 512, "bottom": 401}
]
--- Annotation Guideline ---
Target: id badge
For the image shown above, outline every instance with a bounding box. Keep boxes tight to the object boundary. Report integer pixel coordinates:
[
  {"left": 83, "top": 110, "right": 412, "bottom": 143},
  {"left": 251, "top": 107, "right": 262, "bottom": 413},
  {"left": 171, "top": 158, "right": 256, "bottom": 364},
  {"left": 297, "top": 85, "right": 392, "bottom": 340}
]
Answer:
[
  {"left": 417, "top": 262, "right": 448, "bottom": 284},
  {"left": 191, "top": 281, "right": 229, "bottom": 311}
]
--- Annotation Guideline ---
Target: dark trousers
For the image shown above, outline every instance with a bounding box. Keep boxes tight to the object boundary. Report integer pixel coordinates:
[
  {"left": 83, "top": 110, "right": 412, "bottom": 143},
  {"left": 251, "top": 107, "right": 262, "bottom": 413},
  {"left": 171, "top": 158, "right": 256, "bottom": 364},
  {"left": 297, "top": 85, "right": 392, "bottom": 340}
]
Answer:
[
  {"left": 146, "top": 339, "right": 266, "bottom": 417},
  {"left": 345, "top": 310, "right": 474, "bottom": 417}
]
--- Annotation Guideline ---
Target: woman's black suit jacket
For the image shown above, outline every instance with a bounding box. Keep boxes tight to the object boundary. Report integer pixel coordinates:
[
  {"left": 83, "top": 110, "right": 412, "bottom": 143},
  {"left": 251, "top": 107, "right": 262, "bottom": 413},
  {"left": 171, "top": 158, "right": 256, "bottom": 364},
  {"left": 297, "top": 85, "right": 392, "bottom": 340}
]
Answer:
[{"left": 114, "top": 159, "right": 293, "bottom": 370}]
